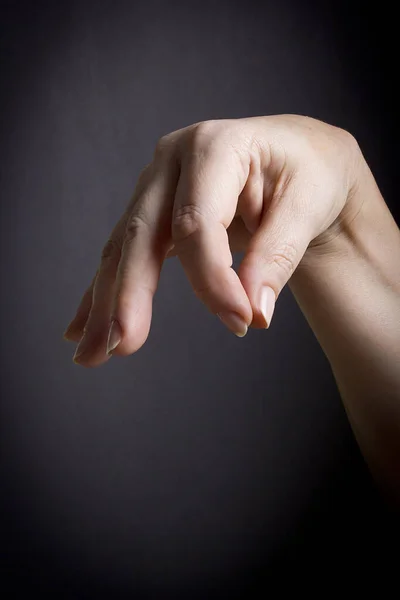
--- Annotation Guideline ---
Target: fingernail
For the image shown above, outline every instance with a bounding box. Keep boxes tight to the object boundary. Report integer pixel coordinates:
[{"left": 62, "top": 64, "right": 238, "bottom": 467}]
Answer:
[
  {"left": 217, "top": 311, "right": 248, "bottom": 337},
  {"left": 73, "top": 332, "right": 89, "bottom": 363},
  {"left": 107, "top": 319, "right": 122, "bottom": 354},
  {"left": 260, "top": 286, "right": 275, "bottom": 328}
]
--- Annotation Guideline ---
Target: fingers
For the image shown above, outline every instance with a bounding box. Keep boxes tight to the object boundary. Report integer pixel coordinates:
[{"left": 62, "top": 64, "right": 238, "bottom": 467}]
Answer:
[
  {"left": 107, "top": 156, "right": 179, "bottom": 357},
  {"left": 171, "top": 131, "right": 253, "bottom": 336},
  {"left": 165, "top": 216, "right": 251, "bottom": 258},
  {"left": 72, "top": 237, "right": 122, "bottom": 366},
  {"left": 63, "top": 273, "right": 97, "bottom": 342},
  {"left": 68, "top": 118, "right": 314, "bottom": 367},
  {"left": 64, "top": 167, "right": 155, "bottom": 349},
  {"left": 70, "top": 159, "right": 173, "bottom": 366},
  {"left": 238, "top": 170, "right": 314, "bottom": 329}
]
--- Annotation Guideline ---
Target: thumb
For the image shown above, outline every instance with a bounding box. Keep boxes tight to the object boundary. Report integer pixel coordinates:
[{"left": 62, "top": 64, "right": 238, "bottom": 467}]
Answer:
[{"left": 238, "top": 181, "right": 313, "bottom": 329}]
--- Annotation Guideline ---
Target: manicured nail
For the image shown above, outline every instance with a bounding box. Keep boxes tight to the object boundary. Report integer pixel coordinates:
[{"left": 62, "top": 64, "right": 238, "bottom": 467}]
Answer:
[
  {"left": 260, "top": 286, "right": 275, "bottom": 328},
  {"left": 217, "top": 311, "right": 248, "bottom": 337},
  {"left": 73, "top": 332, "right": 89, "bottom": 363},
  {"left": 107, "top": 319, "right": 122, "bottom": 354}
]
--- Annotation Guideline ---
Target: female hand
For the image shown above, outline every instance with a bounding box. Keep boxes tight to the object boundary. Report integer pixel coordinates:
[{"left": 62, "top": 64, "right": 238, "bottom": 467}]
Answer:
[{"left": 64, "top": 114, "right": 360, "bottom": 368}]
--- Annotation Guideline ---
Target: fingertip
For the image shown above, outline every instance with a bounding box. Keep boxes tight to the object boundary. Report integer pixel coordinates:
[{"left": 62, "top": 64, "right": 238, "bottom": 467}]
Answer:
[
  {"left": 217, "top": 311, "right": 249, "bottom": 337},
  {"left": 108, "top": 327, "right": 150, "bottom": 357},
  {"left": 259, "top": 285, "right": 276, "bottom": 328},
  {"left": 72, "top": 355, "right": 109, "bottom": 368},
  {"left": 72, "top": 342, "right": 114, "bottom": 367},
  {"left": 63, "top": 328, "right": 83, "bottom": 343},
  {"left": 106, "top": 319, "right": 122, "bottom": 355},
  {"left": 108, "top": 292, "right": 153, "bottom": 357},
  {"left": 238, "top": 255, "right": 274, "bottom": 329}
]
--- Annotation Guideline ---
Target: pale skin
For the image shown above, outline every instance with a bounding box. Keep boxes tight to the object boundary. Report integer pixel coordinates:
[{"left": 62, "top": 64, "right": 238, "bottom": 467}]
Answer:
[{"left": 63, "top": 114, "right": 400, "bottom": 504}]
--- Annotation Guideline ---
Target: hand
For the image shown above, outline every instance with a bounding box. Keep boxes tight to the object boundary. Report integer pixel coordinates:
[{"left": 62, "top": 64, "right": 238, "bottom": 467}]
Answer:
[{"left": 64, "top": 114, "right": 360, "bottom": 367}]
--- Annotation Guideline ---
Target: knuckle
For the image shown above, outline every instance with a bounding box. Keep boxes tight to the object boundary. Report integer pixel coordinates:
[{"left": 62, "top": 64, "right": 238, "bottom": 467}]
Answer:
[
  {"left": 186, "top": 121, "right": 220, "bottom": 153},
  {"left": 172, "top": 204, "right": 205, "bottom": 242},
  {"left": 269, "top": 243, "right": 298, "bottom": 277},
  {"left": 339, "top": 128, "right": 361, "bottom": 164},
  {"left": 154, "top": 134, "right": 173, "bottom": 157},
  {"left": 336, "top": 125, "right": 357, "bottom": 147},
  {"left": 100, "top": 238, "right": 120, "bottom": 263},
  {"left": 124, "top": 213, "right": 150, "bottom": 241}
]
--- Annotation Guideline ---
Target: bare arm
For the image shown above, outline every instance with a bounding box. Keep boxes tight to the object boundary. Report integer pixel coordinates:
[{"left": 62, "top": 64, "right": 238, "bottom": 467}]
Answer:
[{"left": 290, "top": 154, "right": 400, "bottom": 503}]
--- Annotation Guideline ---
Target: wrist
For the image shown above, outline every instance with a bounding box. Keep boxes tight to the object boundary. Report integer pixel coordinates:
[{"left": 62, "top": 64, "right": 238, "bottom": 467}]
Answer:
[
  {"left": 304, "top": 136, "right": 365, "bottom": 256},
  {"left": 301, "top": 146, "right": 400, "bottom": 292}
]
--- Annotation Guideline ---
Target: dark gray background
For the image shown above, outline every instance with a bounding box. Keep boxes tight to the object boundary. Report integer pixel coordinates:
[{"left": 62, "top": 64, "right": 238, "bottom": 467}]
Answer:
[{"left": 1, "top": 0, "right": 398, "bottom": 597}]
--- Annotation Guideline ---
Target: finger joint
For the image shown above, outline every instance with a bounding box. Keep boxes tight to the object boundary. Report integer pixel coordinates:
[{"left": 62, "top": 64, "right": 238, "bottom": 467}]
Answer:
[
  {"left": 100, "top": 238, "right": 121, "bottom": 264},
  {"left": 124, "top": 213, "right": 150, "bottom": 242},
  {"left": 172, "top": 204, "right": 206, "bottom": 243},
  {"left": 269, "top": 243, "right": 298, "bottom": 278}
]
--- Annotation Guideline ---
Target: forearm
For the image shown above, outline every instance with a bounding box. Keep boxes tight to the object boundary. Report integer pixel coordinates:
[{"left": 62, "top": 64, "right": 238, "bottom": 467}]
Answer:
[{"left": 289, "top": 155, "right": 400, "bottom": 503}]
